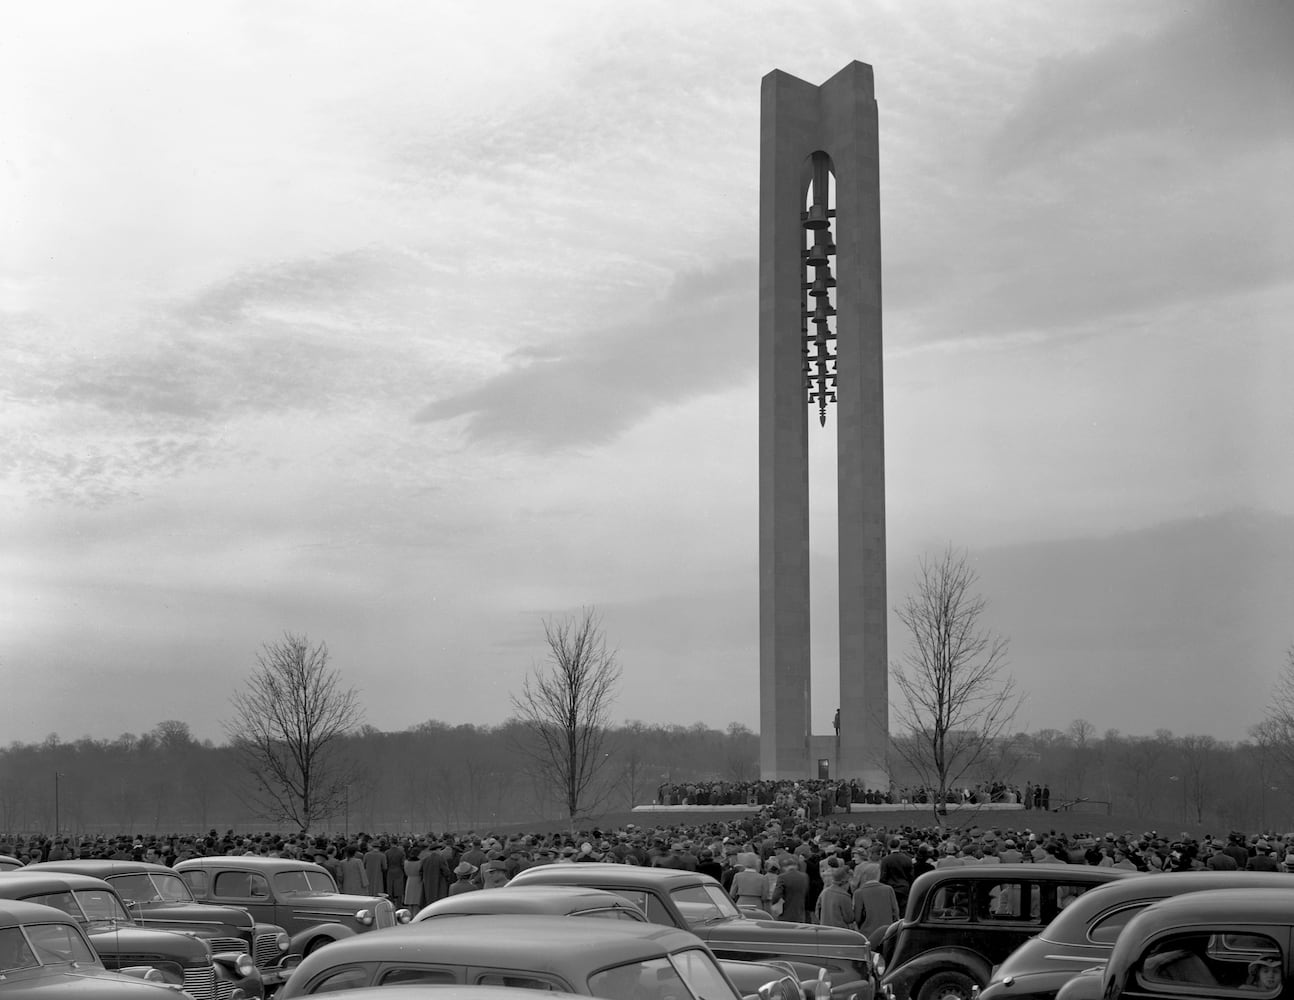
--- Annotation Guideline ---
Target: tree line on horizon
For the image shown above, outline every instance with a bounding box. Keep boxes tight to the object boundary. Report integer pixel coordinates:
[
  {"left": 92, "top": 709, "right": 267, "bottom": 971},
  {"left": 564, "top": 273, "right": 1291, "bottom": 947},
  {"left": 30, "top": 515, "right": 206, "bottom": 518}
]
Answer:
[{"left": 0, "top": 714, "right": 1288, "bottom": 836}]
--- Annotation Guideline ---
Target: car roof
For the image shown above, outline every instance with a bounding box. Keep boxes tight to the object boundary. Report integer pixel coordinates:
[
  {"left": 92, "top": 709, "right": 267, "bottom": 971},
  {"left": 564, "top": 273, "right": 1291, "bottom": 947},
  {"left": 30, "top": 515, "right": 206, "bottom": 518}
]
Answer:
[
  {"left": 0, "top": 898, "right": 84, "bottom": 929},
  {"left": 29, "top": 860, "right": 177, "bottom": 877},
  {"left": 414, "top": 885, "right": 644, "bottom": 921},
  {"left": 511, "top": 863, "right": 712, "bottom": 888},
  {"left": 1041, "top": 870, "right": 1294, "bottom": 941},
  {"left": 0, "top": 871, "right": 117, "bottom": 895},
  {"left": 909, "top": 864, "right": 1130, "bottom": 897},
  {"left": 1132, "top": 886, "right": 1294, "bottom": 925},
  {"left": 293, "top": 914, "right": 705, "bottom": 974},
  {"left": 300, "top": 988, "right": 578, "bottom": 1000},
  {"left": 175, "top": 856, "right": 328, "bottom": 873}
]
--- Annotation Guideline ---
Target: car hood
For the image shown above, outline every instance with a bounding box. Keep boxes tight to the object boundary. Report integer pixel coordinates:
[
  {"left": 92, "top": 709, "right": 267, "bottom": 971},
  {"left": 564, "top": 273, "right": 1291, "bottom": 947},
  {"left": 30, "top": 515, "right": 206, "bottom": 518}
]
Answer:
[
  {"left": 276, "top": 892, "right": 384, "bottom": 913},
  {"left": 1, "top": 964, "right": 188, "bottom": 998},
  {"left": 87, "top": 924, "right": 211, "bottom": 963},
  {"left": 992, "top": 936, "right": 1106, "bottom": 983},
  {"left": 697, "top": 917, "right": 869, "bottom": 956},
  {"left": 134, "top": 901, "right": 254, "bottom": 933}
]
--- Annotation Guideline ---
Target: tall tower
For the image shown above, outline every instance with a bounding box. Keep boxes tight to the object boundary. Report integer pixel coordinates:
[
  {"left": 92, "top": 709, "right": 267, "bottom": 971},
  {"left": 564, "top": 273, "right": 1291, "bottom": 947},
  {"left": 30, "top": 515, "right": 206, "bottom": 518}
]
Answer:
[{"left": 758, "top": 62, "right": 888, "bottom": 786}]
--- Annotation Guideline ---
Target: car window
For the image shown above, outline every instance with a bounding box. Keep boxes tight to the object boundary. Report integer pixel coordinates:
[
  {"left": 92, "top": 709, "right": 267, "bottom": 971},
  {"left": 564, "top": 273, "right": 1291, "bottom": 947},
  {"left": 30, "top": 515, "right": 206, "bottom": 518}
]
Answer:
[
  {"left": 1139, "top": 932, "right": 1283, "bottom": 995},
  {"left": 73, "top": 889, "right": 130, "bottom": 922},
  {"left": 380, "top": 967, "right": 458, "bottom": 986},
  {"left": 979, "top": 882, "right": 1040, "bottom": 922},
  {"left": 108, "top": 874, "right": 159, "bottom": 904},
  {"left": 590, "top": 956, "right": 692, "bottom": 1000},
  {"left": 670, "top": 947, "right": 739, "bottom": 1000},
  {"left": 607, "top": 888, "right": 671, "bottom": 924},
  {"left": 584, "top": 907, "right": 648, "bottom": 921},
  {"left": 1089, "top": 904, "right": 1148, "bottom": 945},
  {"left": 476, "top": 973, "right": 564, "bottom": 991},
  {"left": 150, "top": 873, "right": 195, "bottom": 902},
  {"left": 928, "top": 883, "right": 971, "bottom": 922},
  {"left": 214, "top": 871, "right": 253, "bottom": 897},
  {"left": 310, "top": 967, "right": 370, "bottom": 994},
  {"left": 23, "top": 891, "right": 82, "bottom": 920},
  {"left": 248, "top": 874, "right": 270, "bottom": 898},
  {"left": 181, "top": 870, "right": 208, "bottom": 897},
  {"left": 0, "top": 928, "right": 39, "bottom": 972},
  {"left": 1054, "top": 883, "right": 1096, "bottom": 912},
  {"left": 24, "top": 923, "right": 98, "bottom": 966},
  {"left": 671, "top": 884, "right": 737, "bottom": 926},
  {"left": 276, "top": 870, "right": 336, "bottom": 895}
]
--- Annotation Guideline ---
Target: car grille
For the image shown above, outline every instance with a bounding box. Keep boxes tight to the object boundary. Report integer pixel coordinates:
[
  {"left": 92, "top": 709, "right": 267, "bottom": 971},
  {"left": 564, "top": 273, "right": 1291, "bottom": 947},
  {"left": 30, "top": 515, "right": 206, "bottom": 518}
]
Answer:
[
  {"left": 374, "top": 898, "right": 396, "bottom": 929},
  {"left": 183, "top": 965, "right": 235, "bottom": 1000},
  {"left": 254, "top": 933, "right": 282, "bottom": 969},
  {"left": 208, "top": 937, "right": 249, "bottom": 956}
]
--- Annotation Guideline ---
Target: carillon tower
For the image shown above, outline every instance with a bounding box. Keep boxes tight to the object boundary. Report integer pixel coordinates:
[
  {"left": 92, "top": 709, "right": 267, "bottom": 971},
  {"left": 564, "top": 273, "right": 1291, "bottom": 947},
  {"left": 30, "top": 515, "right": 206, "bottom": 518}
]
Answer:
[{"left": 758, "top": 61, "right": 888, "bottom": 786}]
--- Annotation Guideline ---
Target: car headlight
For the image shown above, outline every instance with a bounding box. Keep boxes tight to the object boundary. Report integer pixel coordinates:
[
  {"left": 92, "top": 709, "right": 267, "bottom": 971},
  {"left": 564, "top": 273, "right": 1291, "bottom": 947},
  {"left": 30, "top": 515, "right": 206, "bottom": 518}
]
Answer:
[
  {"left": 355, "top": 908, "right": 374, "bottom": 926},
  {"left": 234, "top": 955, "right": 255, "bottom": 978},
  {"left": 872, "top": 954, "right": 886, "bottom": 977},
  {"left": 275, "top": 932, "right": 290, "bottom": 952},
  {"left": 395, "top": 908, "right": 412, "bottom": 924}
]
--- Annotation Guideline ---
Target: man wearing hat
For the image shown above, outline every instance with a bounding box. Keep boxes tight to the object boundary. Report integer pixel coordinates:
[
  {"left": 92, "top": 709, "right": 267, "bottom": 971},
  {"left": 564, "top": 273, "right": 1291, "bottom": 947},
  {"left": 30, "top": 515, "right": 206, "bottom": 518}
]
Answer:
[
  {"left": 1247, "top": 841, "right": 1280, "bottom": 872},
  {"left": 449, "top": 860, "right": 479, "bottom": 895},
  {"left": 480, "top": 859, "right": 510, "bottom": 889}
]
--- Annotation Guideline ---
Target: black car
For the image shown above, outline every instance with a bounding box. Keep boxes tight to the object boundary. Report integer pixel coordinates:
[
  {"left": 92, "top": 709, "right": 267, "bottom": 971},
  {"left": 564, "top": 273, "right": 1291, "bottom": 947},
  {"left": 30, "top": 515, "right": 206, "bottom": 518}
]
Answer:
[
  {"left": 0, "top": 870, "right": 256, "bottom": 1000},
  {"left": 874, "top": 865, "right": 1129, "bottom": 1000},
  {"left": 510, "top": 862, "right": 874, "bottom": 1000},
  {"left": 31, "top": 859, "right": 294, "bottom": 989},
  {"left": 0, "top": 898, "right": 196, "bottom": 1000},
  {"left": 981, "top": 871, "right": 1294, "bottom": 1000},
  {"left": 1055, "top": 888, "right": 1294, "bottom": 1000}
]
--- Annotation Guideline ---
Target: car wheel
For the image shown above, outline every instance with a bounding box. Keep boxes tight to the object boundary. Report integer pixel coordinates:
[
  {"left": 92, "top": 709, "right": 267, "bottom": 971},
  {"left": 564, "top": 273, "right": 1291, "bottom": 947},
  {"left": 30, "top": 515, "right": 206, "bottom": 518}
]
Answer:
[
  {"left": 303, "top": 937, "right": 329, "bottom": 956},
  {"left": 917, "top": 971, "right": 977, "bottom": 1000}
]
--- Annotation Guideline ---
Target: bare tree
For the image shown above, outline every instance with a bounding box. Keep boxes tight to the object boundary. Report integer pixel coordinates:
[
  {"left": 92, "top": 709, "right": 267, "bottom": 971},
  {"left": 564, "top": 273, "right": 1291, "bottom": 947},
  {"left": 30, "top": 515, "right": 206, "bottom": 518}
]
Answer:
[
  {"left": 510, "top": 607, "right": 621, "bottom": 830},
  {"left": 224, "top": 633, "right": 363, "bottom": 832},
  {"left": 1260, "top": 645, "right": 1294, "bottom": 774},
  {"left": 890, "top": 547, "right": 1020, "bottom": 819}
]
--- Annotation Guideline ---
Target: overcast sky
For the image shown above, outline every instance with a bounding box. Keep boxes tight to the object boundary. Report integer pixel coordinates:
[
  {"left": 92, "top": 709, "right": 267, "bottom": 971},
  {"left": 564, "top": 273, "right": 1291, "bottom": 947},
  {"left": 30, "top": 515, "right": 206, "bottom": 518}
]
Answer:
[{"left": 3, "top": 1, "right": 1292, "bottom": 750}]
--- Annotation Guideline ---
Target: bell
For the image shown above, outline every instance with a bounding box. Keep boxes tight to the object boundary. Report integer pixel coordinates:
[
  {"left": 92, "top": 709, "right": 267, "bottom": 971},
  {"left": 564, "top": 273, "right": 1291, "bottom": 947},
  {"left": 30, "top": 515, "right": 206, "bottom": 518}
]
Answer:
[
  {"left": 808, "top": 277, "right": 836, "bottom": 298},
  {"left": 802, "top": 204, "right": 831, "bottom": 230},
  {"left": 804, "top": 241, "right": 833, "bottom": 266},
  {"left": 813, "top": 302, "right": 837, "bottom": 323}
]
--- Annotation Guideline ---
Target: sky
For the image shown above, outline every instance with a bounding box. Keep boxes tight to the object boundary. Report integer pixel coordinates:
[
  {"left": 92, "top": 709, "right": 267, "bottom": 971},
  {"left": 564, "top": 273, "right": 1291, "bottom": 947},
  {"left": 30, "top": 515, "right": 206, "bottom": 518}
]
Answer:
[{"left": 3, "top": 1, "right": 1293, "bottom": 750}]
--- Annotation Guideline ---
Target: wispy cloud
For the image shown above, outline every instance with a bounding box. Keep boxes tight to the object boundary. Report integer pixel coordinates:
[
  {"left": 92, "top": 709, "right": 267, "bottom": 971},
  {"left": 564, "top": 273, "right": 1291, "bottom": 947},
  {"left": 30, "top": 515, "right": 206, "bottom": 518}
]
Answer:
[{"left": 414, "top": 258, "right": 754, "bottom": 451}]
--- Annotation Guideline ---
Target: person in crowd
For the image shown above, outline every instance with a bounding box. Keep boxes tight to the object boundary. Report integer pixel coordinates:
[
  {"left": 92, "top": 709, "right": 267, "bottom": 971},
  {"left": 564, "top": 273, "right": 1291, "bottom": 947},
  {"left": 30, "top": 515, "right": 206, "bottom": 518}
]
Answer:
[
  {"left": 853, "top": 863, "right": 899, "bottom": 941},
  {"left": 772, "top": 856, "right": 809, "bottom": 922},
  {"left": 815, "top": 865, "right": 855, "bottom": 928},
  {"left": 448, "top": 860, "right": 478, "bottom": 895}
]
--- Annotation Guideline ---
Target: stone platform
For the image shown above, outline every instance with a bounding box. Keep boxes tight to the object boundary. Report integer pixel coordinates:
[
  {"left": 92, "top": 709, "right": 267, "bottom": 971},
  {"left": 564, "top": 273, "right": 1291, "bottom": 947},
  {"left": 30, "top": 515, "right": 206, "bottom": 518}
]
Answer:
[{"left": 633, "top": 802, "right": 1027, "bottom": 813}]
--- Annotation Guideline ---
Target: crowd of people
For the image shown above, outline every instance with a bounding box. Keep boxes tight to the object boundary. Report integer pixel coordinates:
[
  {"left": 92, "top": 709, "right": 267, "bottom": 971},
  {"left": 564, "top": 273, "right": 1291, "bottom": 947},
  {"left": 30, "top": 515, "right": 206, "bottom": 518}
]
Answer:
[
  {"left": 655, "top": 778, "right": 1032, "bottom": 812},
  {"left": 6, "top": 808, "right": 1294, "bottom": 933}
]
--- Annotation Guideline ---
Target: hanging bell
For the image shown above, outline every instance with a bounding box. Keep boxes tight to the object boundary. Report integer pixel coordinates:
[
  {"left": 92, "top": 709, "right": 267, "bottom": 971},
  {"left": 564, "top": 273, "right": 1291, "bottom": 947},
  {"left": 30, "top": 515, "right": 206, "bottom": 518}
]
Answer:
[
  {"left": 808, "top": 276, "right": 836, "bottom": 298},
  {"left": 802, "top": 204, "right": 831, "bottom": 230},
  {"left": 812, "top": 301, "right": 837, "bottom": 323},
  {"left": 805, "top": 241, "right": 833, "bottom": 266}
]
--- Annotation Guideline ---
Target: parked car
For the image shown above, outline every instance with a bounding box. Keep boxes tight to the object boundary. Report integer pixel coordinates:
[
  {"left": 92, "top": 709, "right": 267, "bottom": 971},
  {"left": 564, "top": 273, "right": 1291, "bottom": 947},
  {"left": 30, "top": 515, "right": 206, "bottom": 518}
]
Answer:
[
  {"left": 175, "top": 856, "right": 410, "bottom": 957},
  {"left": 0, "top": 868, "right": 258, "bottom": 999},
  {"left": 415, "top": 883, "right": 823, "bottom": 1000},
  {"left": 0, "top": 897, "right": 194, "bottom": 1000},
  {"left": 277, "top": 913, "right": 761, "bottom": 1000},
  {"left": 30, "top": 859, "right": 294, "bottom": 990},
  {"left": 873, "top": 864, "right": 1130, "bottom": 1000},
  {"left": 980, "top": 871, "right": 1294, "bottom": 1000},
  {"left": 1055, "top": 888, "right": 1294, "bottom": 1000},
  {"left": 0, "top": 857, "right": 22, "bottom": 873},
  {"left": 509, "top": 862, "right": 874, "bottom": 1000}
]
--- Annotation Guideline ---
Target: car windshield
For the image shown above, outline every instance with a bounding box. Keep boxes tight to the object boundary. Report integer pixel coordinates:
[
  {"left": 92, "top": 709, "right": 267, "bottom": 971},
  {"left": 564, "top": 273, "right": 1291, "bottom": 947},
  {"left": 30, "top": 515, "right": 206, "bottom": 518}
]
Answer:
[
  {"left": 275, "top": 870, "right": 337, "bottom": 895},
  {"left": 670, "top": 884, "right": 742, "bottom": 926},
  {"left": 22, "top": 889, "right": 130, "bottom": 927},
  {"left": 148, "top": 873, "right": 195, "bottom": 902},
  {"left": 0, "top": 923, "right": 100, "bottom": 970},
  {"left": 589, "top": 950, "right": 740, "bottom": 1000}
]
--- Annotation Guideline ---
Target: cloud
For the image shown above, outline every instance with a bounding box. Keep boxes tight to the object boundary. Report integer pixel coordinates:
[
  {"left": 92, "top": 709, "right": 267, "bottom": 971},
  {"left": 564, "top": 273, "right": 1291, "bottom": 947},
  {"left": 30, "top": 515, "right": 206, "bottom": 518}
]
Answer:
[
  {"left": 988, "top": 2, "right": 1294, "bottom": 167},
  {"left": 414, "top": 258, "right": 755, "bottom": 451}
]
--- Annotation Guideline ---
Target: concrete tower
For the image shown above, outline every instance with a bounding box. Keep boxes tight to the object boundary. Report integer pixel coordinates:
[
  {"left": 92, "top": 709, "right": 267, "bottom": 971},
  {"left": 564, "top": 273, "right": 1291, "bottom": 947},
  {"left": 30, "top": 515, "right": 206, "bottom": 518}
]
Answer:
[{"left": 758, "top": 61, "right": 888, "bottom": 786}]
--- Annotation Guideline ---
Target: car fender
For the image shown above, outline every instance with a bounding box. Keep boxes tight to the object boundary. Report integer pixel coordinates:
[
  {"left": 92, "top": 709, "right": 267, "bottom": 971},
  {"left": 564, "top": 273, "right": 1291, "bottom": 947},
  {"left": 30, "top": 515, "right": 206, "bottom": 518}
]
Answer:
[
  {"left": 881, "top": 948, "right": 993, "bottom": 1000},
  {"left": 289, "top": 922, "right": 356, "bottom": 956}
]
